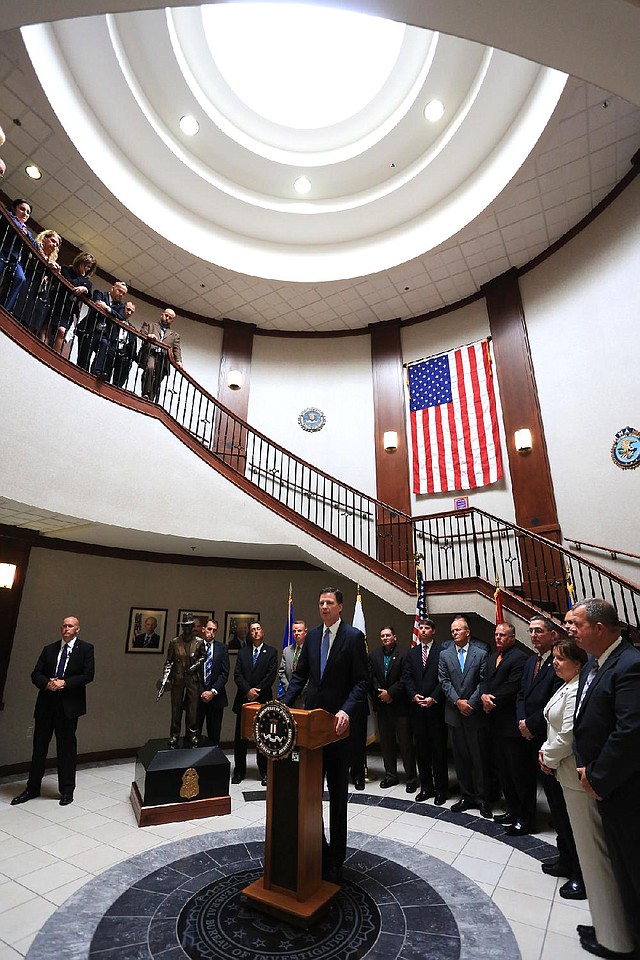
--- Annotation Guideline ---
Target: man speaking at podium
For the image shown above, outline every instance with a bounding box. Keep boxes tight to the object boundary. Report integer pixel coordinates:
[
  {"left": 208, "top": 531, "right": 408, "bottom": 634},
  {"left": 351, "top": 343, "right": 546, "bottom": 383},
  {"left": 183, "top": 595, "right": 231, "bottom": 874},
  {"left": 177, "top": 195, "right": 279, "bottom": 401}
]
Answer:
[{"left": 282, "top": 586, "right": 368, "bottom": 883}]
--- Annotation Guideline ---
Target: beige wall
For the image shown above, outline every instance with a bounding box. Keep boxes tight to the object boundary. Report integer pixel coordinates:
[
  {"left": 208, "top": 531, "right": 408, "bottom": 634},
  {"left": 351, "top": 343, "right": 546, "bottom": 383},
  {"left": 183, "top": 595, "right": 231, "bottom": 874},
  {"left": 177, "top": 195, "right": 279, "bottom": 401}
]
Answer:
[{"left": 522, "top": 175, "right": 640, "bottom": 574}]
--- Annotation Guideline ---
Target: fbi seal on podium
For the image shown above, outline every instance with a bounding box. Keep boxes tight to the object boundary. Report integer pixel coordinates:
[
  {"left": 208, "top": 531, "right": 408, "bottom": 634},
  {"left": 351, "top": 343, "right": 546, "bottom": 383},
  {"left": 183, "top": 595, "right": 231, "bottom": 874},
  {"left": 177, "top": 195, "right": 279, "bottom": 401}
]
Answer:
[
  {"left": 254, "top": 701, "right": 296, "bottom": 760},
  {"left": 611, "top": 426, "right": 640, "bottom": 470}
]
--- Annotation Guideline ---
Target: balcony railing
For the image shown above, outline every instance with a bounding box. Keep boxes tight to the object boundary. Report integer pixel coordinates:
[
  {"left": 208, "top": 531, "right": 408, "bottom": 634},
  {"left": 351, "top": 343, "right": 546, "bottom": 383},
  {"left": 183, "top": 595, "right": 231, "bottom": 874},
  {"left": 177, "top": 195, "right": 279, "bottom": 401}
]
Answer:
[{"left": 2, "top": 207, "right": 639, "bottom": 631}]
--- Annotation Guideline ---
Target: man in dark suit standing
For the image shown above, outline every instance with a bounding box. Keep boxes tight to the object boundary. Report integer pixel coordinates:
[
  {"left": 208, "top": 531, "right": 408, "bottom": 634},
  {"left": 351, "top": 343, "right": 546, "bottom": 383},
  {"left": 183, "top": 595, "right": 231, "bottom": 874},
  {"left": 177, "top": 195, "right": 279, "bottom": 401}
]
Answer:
[
  {"left": 573, "top": 598, "right": 640, "bottom": 958},
  {"left": 512, "top": 615, "right": 562, "bottom": 837},
  {"left": 282, "top": 586, "right": 368, "bottom": 882},
  {"left": 480, "top": 622, "right": 529, "bottom": 827},
  {"left": 439, "top": 616, "right": 491, "bottom": 816},
  {"left": 12, "top": 616, "right": 95, "bottom": 807},
  {"left": 76, "top": 280, "right": 127, "bottom": 375},
  {"left": 370, "top": 625, "right": 417, "bottom": 792},
  {"left": 196, "top": 619, "right": 229, "bottom": 746},
  {"left": 403, "top": 618, "right": 448, "bottom": 803},
  {"left": 232, "top": 621, "right": 277, "bottom": 786}
]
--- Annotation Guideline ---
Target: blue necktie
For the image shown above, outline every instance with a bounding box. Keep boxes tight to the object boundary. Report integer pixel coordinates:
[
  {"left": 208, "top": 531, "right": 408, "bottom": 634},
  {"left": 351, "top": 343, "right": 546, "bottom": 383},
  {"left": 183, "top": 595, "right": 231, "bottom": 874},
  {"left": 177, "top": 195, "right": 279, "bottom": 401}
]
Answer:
[
  {"left": 204, "top": 644, "right": 212, "bottom": 685},
  {"left": 253, "top": 647, "right": 259, "bottom": 667},
  {"left": 56, "top": 643, "right": 68, "bottom": 679},
  {"left": 320, "top": 628, "right": 330, "bottom": 677},
  {"left": 458, "top": 647, "right": 465, "bottom": 672}
]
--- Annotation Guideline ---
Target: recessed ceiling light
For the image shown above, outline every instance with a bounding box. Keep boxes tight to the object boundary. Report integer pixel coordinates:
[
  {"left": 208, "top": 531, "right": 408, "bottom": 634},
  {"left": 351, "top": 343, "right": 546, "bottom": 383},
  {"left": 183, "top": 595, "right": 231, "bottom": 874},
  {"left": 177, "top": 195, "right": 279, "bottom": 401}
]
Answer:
[
  {"left": 25, "top": 163, "right": 42, "bottom": 180},
  {"left": 294, "top": 176, "right": 312, "bottom": 195},
  {"left": 424, "top": 99, "right": 445, "bottom": 122},
  {"left": 179, "top": 115, "right": 199, "bottom": 136}
]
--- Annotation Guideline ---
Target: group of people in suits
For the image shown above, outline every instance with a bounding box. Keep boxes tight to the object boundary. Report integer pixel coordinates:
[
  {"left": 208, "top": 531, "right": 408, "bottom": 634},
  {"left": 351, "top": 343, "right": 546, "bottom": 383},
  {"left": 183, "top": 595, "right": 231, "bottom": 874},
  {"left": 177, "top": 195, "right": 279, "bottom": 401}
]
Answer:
[{"left": 12, "top": 595, "right": 640, "bottom": 953}]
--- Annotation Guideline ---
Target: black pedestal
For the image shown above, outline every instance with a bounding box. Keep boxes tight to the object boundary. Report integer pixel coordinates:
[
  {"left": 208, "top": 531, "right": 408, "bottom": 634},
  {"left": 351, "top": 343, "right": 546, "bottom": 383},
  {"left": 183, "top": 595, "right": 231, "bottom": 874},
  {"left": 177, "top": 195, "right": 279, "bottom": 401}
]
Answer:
[{"left": 130, "top": 738, "right": 231, "bottom": 826}]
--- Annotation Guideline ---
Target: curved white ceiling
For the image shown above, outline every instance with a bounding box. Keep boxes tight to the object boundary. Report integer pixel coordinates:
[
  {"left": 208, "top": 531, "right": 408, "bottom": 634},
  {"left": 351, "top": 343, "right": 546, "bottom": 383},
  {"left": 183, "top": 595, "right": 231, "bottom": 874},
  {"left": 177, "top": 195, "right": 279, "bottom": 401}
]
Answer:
[{"left": 22, "top": 3, "right": 566, "bottom": 283}]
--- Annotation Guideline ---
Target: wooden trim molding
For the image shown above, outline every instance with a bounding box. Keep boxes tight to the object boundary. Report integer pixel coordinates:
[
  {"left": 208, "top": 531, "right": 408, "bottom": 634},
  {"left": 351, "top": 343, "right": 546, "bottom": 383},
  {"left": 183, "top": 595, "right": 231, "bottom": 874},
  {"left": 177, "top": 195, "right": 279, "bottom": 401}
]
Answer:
[
  {"left": 483, "top": 270, "right": 560, "bottom": 537},
  {"left": 369, "top": 321, "right": 411, "bottom": 514}
]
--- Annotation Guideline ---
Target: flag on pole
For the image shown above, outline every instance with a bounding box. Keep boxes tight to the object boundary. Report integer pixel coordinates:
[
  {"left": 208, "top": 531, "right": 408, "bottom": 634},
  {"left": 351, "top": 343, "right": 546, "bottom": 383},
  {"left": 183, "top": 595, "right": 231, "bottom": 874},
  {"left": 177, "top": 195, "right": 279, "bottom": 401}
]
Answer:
[
  {"left": 412, "top": 558, "right": 428, "bottom": 646},
  {"left": 352, "top": 589, "right": 377, "bottom": 748},
  {"left": 407, "top": 339, "right": 503, "bottom": 494},
  {"left": 278, "top": 583, "right": 295, "bottom": 697},
  {"left": 494, "top": 581, "right": 504, "bottom": 625},
  {"left": 565, "top": 561, "right": 576, "bottom": 609},
  {"left": 352, "top": 587, "right": 366, "bottom": 639}
]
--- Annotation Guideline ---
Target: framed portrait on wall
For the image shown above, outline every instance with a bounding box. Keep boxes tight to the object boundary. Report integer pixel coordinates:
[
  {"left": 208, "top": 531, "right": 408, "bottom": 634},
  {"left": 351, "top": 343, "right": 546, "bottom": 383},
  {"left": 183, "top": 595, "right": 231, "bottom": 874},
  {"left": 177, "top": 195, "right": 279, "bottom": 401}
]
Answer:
[
  {"left": 176, "top": 609, "right": 215, "bottom": 633},
  {"left": 126, "top": 608, "right": 168, "bottom": 654},
  {"left": 224, "top": 612, "right": 259, "bottom": 651}
]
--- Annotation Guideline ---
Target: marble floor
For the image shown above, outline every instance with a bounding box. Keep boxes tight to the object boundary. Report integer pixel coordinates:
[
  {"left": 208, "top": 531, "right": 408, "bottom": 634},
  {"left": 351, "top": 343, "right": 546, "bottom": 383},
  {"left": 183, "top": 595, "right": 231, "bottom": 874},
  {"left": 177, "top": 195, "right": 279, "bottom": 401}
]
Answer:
[{"left": 0, "top": 754, "right": 593, "bottom": 960}]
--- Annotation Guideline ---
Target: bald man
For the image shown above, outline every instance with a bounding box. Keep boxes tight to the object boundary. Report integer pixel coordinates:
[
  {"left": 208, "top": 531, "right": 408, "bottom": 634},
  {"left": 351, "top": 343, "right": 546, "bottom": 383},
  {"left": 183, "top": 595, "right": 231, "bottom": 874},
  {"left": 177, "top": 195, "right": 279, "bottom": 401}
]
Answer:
[{"left": 12, "top": 616, "right": 95, "bottom": 807}]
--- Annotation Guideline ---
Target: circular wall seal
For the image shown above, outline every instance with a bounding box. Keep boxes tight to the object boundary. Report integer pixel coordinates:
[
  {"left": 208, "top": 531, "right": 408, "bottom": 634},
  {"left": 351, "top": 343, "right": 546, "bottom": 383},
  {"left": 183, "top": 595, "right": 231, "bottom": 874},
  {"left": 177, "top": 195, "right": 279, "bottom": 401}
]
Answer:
[
  {"left": 611, "top": 426, "right": 640, "bottom": 470},
  {"left": 298, "top": 407, "right": 326, "bottom": 432},
  {"left": 254, "top": 701, "right": 297, "bottom": 759}
]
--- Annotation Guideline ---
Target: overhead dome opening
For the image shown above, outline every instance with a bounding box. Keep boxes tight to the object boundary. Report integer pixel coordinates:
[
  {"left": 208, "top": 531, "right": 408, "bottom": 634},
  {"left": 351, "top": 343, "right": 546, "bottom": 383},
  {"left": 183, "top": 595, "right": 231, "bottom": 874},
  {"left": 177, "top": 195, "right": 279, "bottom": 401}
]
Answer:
[{"left": 201, "top": 2, "right": 406, "bottom": 129}]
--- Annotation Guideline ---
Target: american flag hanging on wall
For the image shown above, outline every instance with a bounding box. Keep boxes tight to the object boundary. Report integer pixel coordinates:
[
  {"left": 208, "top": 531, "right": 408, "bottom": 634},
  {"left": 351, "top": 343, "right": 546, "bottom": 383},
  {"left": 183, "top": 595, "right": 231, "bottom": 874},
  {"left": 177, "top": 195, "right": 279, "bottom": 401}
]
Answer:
[{"left": 407, "top": 339, "right": 503, "bottom": 494}]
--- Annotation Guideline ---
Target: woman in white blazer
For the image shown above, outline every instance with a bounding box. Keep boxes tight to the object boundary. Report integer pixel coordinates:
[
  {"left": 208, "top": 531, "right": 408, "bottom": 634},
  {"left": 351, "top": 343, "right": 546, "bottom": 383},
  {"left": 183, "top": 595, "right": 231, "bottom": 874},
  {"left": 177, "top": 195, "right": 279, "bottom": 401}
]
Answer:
[{"left": 541, "top": 636, "right": 634, "bottom": 957}]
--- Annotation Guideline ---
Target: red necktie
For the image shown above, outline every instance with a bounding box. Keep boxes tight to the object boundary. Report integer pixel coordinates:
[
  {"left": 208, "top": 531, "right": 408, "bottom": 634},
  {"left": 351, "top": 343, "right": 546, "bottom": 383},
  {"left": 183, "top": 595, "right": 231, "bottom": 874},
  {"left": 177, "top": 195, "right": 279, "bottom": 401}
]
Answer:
[{"left": 422, "top": 644, "right": 428, "bottom": 668}]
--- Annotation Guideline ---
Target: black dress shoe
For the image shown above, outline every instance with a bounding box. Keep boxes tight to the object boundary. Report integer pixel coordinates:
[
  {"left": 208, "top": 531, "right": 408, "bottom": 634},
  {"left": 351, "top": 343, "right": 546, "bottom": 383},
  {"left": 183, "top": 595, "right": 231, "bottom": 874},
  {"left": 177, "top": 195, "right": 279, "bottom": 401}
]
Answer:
[
  {"left": 433, "top": 792, "right": 447, "bottom": 805},
  {"left": 261, "top": 777, "right": 268, "bottom": 787},
  {"left": 541, "top": 860, "right": 572, "bottom": 877},
  {"left": 59, "top": 795, "right": 74, "bottom": 806},
  {"left": 559, "top": 878, "right": 587, "bottom": 900},
  {"left": 414, "top": 789, "right": 433, "bottom": 802},
  {"left": 11, "top": 789, "right": 39, "bottom": 805},
  {"left": 506, "top": 821, "right": 529, "bottom": 836},
  {"left": 479, "top": 804, "right": 493, "bottom": 819},
  {"left": 231, "top": 774, "right": 243, "bottom": 784},
  {"left": 353, "top": 778, "right": 365, "bottom": 791},
  {"left": 577, "top": 925, "right": 596, "bottom": 939},
  {"left": 579, "top": 930, "right": 636, "bottom": 958},
  {"left": 168, "top": 737, "right": 178, "bottom": 749},
  {"left": 380, "top": 777, "right": 399, "bottom": 789},
  {"left": 405, "top": 780, "right": 418, "bottom": 793},
  {"left": 493, "top": 813, "right": 516, "bottom": 824},
  {"left": 450, "top": 798, "right": 473, "bottom": 813}
]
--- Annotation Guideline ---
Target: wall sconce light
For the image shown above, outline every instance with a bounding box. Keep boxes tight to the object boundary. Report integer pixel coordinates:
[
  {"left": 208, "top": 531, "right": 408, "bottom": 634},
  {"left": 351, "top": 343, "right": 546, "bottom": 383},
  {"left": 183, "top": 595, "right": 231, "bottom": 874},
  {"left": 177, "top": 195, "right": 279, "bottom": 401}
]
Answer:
[
  {"left": 514, "top": 428, "right": 533, "bottom": 453},
  {"left": 383, "top": 431, "right": 398, "bottom": 452},
  {"left": 0, "top": 563, "right": 17, "bottom": 588},
  {"left": 227, "top": 370, "right": 243, "bottom": 391}
]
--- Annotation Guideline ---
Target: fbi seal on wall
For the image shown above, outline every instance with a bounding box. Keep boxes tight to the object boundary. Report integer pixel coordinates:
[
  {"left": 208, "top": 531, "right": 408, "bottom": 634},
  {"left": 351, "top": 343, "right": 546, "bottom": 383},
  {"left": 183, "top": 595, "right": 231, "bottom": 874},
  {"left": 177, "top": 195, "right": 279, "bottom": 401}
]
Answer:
[
  {"left": 610, "top": 426, "right": 640, "bottom": 470},
  {"left": 298, "top": 407, "right": 326, "bottom": 432},
  {"left": 254, "top": 701, "right": 296, "bottom": 760}
]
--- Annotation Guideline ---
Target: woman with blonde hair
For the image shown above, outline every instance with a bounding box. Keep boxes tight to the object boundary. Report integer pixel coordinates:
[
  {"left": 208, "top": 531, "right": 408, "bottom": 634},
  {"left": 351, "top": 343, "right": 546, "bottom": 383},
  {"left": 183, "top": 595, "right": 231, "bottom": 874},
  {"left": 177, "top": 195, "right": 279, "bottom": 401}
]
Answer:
[{"left": 26, "top": 230, "right": 61, "bottom": 340}]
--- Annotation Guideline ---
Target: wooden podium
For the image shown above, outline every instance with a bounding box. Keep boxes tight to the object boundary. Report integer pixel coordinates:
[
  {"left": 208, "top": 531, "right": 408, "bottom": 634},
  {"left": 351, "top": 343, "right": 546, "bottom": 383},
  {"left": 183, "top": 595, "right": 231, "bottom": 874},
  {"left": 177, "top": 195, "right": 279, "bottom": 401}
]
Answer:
[{"left": 240, "top": 703, "right": 344, "bottom": 926}]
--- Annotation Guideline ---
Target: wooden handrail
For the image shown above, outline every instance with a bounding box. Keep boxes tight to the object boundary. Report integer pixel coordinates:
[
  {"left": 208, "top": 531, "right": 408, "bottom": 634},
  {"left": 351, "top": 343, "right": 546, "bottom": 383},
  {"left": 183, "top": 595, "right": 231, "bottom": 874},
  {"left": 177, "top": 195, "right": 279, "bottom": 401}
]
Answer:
[{"left": 564, "top": 537, "right": 640, "bottom": 563}]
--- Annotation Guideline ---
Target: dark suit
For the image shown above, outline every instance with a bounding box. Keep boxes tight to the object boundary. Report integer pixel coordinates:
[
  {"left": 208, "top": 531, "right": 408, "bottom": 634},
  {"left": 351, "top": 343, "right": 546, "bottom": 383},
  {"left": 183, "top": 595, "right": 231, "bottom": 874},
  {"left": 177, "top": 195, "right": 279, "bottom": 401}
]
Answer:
[
  {"left": 132, "top": 631, "right": 160, "bottom": 649},
  {"left": 370, "top": 645, "right": 416, "bottom": 783},
  {"left": 233, "top": 643, "right": 277, "bottom": 779},
  {"left": 283, "top": 620, "right": 368, "bottom": 870},
  {"left": 196, "top": 640, "right": 229, "bottom": 745},
  {"left": 574, "top": 640, "right": 640, "bottom": 949},
  {"left": 108, "top": 322, "right": 139, "bottom": 388},
  {"left": 439, "top": 642, "right": 489, "bottom": 803},
  {"left": 76, "top": 290, "right": 125, "bottom": 374},
  {"left": 27, "top": 638, "right": 95, "bottom": 797},
  {"left": 403, "top": 641, "right": 448, "bottom": 795},
  {"left": 515, "top": 652, "right": 562, "bottom": 829},
  {"left": 481, "top": 645, "right": 529, "bottom": 819}
]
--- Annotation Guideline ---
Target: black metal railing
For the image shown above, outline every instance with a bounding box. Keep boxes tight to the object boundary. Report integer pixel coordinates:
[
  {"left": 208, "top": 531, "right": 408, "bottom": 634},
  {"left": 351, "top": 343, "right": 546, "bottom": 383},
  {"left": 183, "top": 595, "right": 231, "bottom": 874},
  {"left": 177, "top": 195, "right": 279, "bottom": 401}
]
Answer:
[
  {"left": 2, "top": 207, "right": 639, "bottom": 628},
  {"left": 413, "top": 508, "right": 640, "bottom": 629}
]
